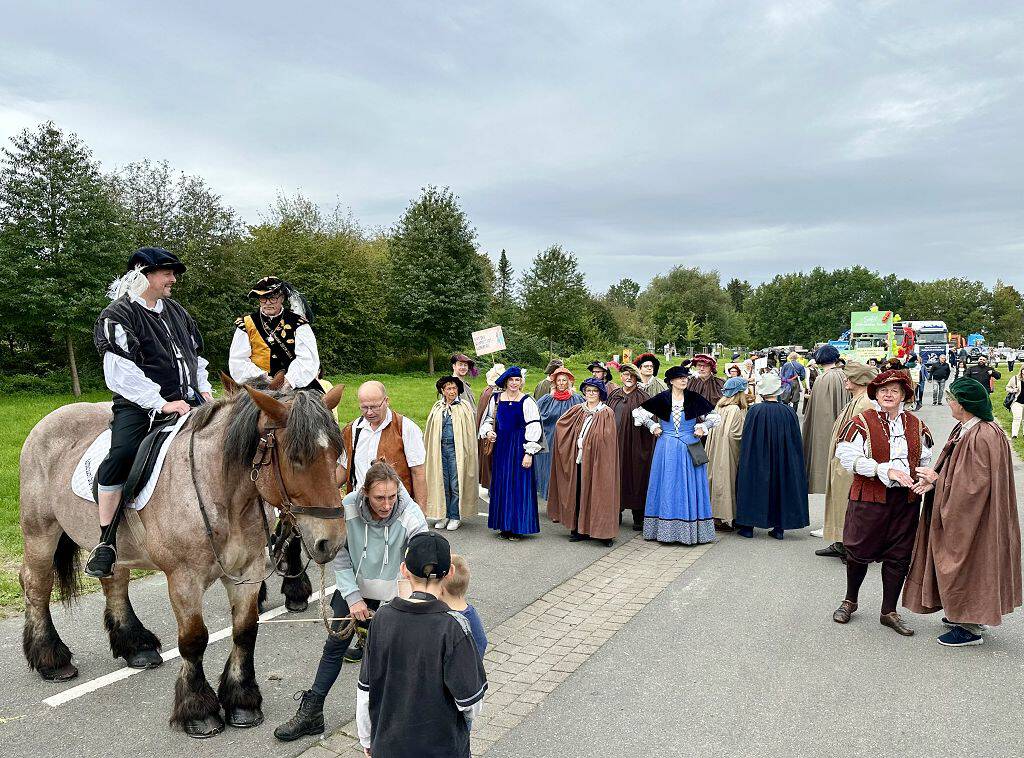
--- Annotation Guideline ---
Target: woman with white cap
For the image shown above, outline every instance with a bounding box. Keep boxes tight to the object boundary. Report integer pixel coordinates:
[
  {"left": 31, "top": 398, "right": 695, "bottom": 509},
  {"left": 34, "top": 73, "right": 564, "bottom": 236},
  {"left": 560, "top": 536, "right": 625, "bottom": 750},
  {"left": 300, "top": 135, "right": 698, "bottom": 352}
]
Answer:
[{"left": 734, "top": 372, "right": 810, "bottom": 539}]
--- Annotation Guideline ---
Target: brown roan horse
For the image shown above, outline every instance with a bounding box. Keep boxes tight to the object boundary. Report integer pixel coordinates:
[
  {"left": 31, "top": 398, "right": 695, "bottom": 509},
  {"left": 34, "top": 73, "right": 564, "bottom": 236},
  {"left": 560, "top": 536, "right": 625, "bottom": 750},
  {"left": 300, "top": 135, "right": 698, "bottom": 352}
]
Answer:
[{"left": 18, "top": 373, "right": 346, "bottom": 737}]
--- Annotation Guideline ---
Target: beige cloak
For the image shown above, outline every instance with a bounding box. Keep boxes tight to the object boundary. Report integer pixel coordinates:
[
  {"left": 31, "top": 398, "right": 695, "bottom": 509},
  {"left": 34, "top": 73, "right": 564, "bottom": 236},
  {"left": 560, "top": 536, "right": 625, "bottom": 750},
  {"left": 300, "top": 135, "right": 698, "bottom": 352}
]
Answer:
[
  {"left": 706, "top": 403, "right": 745, "bottom": 523},
  {"left": 903, "top": 420, "right": 1022, "bottom": 626},
  {"left": 821, "top": 392, "right": 874, "bottom": 543},
  {"left": 802, "top": 366, "right": 850, "bottom": 494},
  {"left": 423, "top": 398, "right": 479, "bottom": 520}
]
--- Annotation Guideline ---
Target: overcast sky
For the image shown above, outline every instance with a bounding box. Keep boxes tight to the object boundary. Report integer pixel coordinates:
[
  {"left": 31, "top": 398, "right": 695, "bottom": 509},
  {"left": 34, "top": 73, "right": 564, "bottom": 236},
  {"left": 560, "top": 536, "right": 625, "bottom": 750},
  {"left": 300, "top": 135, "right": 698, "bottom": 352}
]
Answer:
[{"left": 2, "top": 1, "right": 1021, "bottom": 292}]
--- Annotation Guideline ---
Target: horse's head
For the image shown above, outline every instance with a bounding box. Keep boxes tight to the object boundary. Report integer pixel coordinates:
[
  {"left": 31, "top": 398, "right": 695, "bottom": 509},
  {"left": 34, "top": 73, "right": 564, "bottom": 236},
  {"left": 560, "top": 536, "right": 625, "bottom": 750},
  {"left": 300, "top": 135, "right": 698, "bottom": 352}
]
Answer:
[{"left": 239, "top": 380, "right": 347, "bottom": 565}]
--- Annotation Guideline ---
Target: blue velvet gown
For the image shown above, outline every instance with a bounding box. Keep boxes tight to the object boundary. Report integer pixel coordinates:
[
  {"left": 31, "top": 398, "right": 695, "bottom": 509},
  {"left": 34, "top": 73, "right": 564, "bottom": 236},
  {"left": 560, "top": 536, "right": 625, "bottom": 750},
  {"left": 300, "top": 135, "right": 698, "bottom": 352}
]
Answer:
[
  {"left": 488, "top": 396, "right": 541, "bottom": 535},
  {"left": 535, "top": 392, "right": 584, "bottom": 500},
  {"left": 644, "top": 414, "right": 716, "bottom": 545}
]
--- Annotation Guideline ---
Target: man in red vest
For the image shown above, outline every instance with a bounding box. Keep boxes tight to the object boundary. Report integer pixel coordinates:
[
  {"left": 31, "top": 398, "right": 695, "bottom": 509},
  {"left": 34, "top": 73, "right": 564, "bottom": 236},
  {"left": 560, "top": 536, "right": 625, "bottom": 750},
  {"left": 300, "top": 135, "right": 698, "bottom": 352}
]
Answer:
[{"left": 830, "top": 370, "right": 933, "bottom": 637}]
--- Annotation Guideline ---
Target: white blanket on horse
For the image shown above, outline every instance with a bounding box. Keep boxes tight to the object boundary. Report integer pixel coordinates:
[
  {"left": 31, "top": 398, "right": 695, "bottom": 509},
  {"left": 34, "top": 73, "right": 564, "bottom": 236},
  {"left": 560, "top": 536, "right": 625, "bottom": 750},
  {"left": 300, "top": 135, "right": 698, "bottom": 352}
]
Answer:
[{"left": 71, "top": 413, "right": 191, "bottom": 510}]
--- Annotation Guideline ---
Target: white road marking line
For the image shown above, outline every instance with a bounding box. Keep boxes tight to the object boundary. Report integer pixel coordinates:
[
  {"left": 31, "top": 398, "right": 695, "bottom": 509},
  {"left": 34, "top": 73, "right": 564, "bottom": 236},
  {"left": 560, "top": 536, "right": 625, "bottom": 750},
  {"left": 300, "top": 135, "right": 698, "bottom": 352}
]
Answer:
[{"left": 43, "top": 583, "right": 337, "bottom": 708}]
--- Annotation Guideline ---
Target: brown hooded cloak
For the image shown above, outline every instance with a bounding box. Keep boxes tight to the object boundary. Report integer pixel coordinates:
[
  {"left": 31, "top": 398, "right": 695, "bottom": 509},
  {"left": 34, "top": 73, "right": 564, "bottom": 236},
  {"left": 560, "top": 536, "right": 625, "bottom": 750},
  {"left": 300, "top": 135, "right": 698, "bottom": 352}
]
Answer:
[
  {"left": 822, "top": 392, "right": 874, "bottom": 543},
  {"left": 902, "top": 420, "right": 1022, "bottom": 626},
  {"left": 547, "top": 403, "right": 621, "bottom": 540},
  {"left": 706, "top": 402, "right": 746, "bottom": 523},
  {"left": 606, "top": 385, "right": 653, "bottom": 513},
  {"left": 802, "top": 366, "right": 851, "bottom": 493}
]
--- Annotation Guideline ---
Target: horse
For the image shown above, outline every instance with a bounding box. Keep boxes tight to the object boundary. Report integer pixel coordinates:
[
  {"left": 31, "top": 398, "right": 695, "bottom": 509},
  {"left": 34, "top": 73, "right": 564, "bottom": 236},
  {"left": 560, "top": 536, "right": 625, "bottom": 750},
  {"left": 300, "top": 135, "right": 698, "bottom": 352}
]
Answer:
[{"left": 18, "top": 374, "right": 347, "bottom": 738}]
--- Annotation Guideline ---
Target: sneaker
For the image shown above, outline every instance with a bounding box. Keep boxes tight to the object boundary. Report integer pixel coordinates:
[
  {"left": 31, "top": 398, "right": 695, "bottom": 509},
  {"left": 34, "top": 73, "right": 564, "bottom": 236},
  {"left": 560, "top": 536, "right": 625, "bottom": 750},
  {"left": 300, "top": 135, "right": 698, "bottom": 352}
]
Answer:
[
  {"left": 941, "top": 617, "right": 987, "bottom": 632},
  {"left": 937, "top": 626, "right": 983, "bottom": 647},
  {"left": 809, "top": 528, "right": 823, "bottom": 538},
  {"left": 446, "top": 519, "right": 461, "bottom": 531},
  {"left": 434, "top": 518, "right": 449, "bottom": 529},
  {"left": 84, "top": 543, "right": 117, "bottom": 579}
]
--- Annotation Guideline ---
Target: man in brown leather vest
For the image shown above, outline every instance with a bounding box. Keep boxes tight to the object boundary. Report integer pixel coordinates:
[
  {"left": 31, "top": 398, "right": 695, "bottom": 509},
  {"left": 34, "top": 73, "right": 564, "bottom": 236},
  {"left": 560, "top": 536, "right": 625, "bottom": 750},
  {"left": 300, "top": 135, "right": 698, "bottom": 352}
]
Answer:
[
  {"left": 337, "top": 380, "right": 427, "bottom": 505},
  {"left": 830, "top": 369, "right": 933, "bottom": 637}
]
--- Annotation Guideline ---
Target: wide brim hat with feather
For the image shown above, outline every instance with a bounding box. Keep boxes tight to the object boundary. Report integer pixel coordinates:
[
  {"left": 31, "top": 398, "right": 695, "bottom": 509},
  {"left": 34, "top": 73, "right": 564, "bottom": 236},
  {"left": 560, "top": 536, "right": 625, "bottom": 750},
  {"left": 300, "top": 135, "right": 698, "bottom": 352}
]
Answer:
[
  {"left": 248, "top": 276, "right": 287, "bottom": 298},
  {"left": 127, "top": 247, "right": 186, "bottom": 274},
  {"left": 867, "top": 369, "right": 914, "bottom": 402}
]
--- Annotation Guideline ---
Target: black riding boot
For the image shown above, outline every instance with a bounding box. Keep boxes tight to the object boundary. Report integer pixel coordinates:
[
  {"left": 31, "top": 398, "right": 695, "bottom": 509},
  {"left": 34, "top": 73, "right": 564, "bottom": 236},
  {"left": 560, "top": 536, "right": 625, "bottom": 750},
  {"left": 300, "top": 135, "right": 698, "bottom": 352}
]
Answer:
[
  {"left": 274, "top": 690, "right": 326, "bottom": 742},
  {"left": 84, "top": 543, "right": 117, "bottom": 579}
]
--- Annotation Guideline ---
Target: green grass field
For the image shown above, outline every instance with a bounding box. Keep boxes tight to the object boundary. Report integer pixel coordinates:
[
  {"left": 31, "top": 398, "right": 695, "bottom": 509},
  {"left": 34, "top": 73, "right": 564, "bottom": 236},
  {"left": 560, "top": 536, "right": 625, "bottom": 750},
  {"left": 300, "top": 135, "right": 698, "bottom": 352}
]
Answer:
[{"left": 3, "top": 361, "right": 1022, "bottom": 614}]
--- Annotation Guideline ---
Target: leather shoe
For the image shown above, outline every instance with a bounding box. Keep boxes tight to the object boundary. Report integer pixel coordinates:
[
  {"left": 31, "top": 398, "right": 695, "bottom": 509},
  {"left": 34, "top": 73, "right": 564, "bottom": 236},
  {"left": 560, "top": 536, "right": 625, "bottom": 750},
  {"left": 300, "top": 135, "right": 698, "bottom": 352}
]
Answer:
[
  {"left": 815, "top": 542, "right": 845, "bottom": 558},
  {"left": 832, "top": 600, "right": 857, "bottom": 624},
  {"left": 880, "top": 611, "right": 914, "bottom": 636}
]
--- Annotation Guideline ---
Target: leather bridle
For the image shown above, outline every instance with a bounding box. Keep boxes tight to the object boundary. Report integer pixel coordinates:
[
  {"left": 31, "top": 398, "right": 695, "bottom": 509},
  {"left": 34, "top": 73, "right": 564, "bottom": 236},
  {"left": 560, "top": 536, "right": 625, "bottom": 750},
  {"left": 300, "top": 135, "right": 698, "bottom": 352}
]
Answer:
[{"left": 250, "top": 426, "right": 345, "bottom": 522}]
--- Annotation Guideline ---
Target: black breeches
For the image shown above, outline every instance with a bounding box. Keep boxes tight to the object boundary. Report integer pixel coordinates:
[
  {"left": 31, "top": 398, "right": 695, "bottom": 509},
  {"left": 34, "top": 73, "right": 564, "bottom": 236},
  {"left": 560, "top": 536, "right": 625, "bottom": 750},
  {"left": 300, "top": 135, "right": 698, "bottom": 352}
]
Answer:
[{"left": 96, "top": 402, "right": 154, "bottom": 488}]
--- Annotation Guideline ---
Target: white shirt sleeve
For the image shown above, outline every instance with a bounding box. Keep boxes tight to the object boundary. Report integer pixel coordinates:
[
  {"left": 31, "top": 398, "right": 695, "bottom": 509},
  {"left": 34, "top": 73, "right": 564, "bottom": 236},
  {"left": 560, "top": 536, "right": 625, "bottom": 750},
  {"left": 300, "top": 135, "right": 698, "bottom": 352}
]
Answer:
[
  {"left": 632, "top": 406, "right": 659, "bottom": 432},
  {"left": 101, "top": 321, "right": 165, "bottom": 411},
  {"left": 479, "top": 397, "right": 496, "bottom": 438},
  {"left": 696, "top": 410, "right": 722, "bottom": 435},
  {"left": 523, "top": 396, "right": 543, "bottom": 454},
  {"left": 195, "top": 353, "right": 212, "bottom": 395},
  {"left": 285, "top": 323, "right": 320, "bottom": 389},
  {"left": 402, "top": 418, "right": 427, "bottom": 467},
  {"left": 228, "top": 328, "right": 266, "bottom": 384},
  {"left": 835, "top": 432, "right": 883, "bottom": 480},
  {"left": 356, "top": 684, "right": 371, "bottom": 748}
]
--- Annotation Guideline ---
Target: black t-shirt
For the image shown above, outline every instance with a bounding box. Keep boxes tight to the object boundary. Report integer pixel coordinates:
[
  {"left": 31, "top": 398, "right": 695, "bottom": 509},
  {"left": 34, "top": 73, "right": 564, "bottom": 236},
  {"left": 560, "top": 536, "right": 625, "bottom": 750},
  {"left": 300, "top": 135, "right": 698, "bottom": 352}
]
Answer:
[{"left": 358, "top": 595, "right": 487, "bottom": 758}]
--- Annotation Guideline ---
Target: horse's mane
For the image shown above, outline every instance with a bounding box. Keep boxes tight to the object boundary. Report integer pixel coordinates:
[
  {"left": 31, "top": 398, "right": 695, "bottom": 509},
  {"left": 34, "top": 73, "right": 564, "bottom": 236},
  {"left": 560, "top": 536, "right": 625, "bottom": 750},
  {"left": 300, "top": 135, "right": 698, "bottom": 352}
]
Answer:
[{"left": 192, "top": 379, "right": 342, "bottom": 476}]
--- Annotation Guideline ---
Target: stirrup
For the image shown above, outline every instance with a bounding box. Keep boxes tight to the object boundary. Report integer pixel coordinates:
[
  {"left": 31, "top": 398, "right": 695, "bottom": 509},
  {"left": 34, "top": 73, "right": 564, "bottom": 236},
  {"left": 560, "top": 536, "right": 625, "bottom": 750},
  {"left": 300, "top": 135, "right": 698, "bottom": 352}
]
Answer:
[{"left": 84, "top": 543, "right": 117, "bottom": 579}]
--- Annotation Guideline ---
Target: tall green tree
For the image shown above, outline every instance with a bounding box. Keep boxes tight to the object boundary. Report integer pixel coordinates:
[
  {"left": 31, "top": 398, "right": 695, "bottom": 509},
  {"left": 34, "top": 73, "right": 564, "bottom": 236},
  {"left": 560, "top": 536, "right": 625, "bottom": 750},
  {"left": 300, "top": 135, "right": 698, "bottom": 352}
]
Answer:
[
  {"left": 389, "top": 186, "right": 488, "bottom": 373},
  {"left": 903, "top": 277, "right": 992, "bottom": 336},
  {"left": 0, "top": 122, "right": 126, "bottom": 395},
  {"left": 990, "top": 281, "right": 1024, "bottom": 347},
  {"left": 494, "top": 249, "right": 515, "bottom": 308},
  {"left": 605, "top": 277, "right": 641, "bottom": 309},
  {"left": 520, "top": 245, "right": 590, "bottom": 355},
  {"left": 109, "top": 159, "right": 244, "bottom": 367},
  {"left": 725, "top": 277, "right": 753, "bottom": 312},
  {"left": 636, "top": 267, "right": 740, "bottom": 347}
]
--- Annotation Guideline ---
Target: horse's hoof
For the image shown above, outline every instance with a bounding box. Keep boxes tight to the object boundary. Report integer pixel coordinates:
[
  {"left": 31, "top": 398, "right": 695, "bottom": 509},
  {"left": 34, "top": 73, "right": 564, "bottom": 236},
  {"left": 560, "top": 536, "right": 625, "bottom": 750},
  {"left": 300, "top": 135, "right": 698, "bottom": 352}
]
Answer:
[
  {"left": 184, "top": 714, "right": 226, "bottom": 739},
  {"left": 39, "top": 663, "right": 79, "bottom": 682},
  {"left": 125, "top": 649, "right": 163, "bottom": 669},
  {"left": 285, "top": 597, "right": 308, "bottom": 613},
  {"left": 226, "top": 707, "right": 264, "bottom": 729}
]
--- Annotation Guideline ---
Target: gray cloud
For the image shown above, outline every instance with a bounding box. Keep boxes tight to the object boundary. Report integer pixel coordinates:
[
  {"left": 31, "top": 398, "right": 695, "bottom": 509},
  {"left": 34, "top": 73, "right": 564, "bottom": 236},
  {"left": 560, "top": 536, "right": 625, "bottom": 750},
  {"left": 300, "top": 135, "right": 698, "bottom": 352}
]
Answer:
[{"left": 1, "top": 0, "right": 1021, "bottom": 292}]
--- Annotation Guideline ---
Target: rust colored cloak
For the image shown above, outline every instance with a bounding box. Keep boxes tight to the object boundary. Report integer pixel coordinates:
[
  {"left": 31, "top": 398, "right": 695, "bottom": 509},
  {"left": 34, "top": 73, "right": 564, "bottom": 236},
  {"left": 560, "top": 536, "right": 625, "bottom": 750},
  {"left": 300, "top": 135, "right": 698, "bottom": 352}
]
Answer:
[
  {"left": 606, "top": 386, "right": 653, "bottom": 512},
  {"left": 547, "top": 404, "right": 621, "bottom": 540},
  {"left": 476, "top": 385, "right": 495, "bottom": 489},
  {"left": 902, "top": 420, "right": 1022, "bottom": 626}
]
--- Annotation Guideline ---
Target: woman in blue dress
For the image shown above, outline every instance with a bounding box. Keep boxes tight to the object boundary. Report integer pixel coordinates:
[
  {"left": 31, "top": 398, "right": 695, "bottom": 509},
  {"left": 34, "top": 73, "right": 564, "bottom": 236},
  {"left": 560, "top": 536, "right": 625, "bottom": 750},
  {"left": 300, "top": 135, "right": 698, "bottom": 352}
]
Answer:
[
  {"left": 479, "top": 366, "right": 543, "bottom": 540},
  {"left": 535, "top": 366, "right": 584, "bottom": 502},
  {"left": 632, "top": 364, "right": 721, "bottom": 545}
]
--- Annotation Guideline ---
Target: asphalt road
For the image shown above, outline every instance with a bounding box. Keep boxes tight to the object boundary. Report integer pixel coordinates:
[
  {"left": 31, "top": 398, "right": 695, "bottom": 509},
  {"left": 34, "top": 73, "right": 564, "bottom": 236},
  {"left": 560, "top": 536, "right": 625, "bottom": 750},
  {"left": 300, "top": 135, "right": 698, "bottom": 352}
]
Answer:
[
  {"left": 486, "top": 400, "right": 1024, "bottom": 758},
  {"left": 0, "top": 494, "right": 621, "bottom": 758}
]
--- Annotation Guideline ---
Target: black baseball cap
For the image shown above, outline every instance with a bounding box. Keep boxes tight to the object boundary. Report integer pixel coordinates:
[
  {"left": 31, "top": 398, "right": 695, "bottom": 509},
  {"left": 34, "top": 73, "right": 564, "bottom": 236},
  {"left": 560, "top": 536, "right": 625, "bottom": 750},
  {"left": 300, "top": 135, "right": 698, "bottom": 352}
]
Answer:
[{"left": 404, "top": 532, "right": 452, "bottom": 580}]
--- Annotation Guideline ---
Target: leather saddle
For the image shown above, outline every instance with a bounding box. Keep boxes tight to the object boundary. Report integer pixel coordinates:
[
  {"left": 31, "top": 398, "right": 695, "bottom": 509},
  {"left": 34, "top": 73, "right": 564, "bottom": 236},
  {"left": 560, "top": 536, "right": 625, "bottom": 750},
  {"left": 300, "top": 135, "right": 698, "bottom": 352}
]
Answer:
[{"left": 91, "top": 414, "right": 181, "bottom": 504}]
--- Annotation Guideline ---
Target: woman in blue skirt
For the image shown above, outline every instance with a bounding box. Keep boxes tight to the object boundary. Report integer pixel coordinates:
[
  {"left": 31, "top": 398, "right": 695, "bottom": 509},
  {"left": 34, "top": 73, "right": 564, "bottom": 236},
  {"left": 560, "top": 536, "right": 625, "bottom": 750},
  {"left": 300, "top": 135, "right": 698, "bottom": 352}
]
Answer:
[
  {"left": 632, "top": 363, "right": 721, "bottom": 545},
  {"left": 479, "top": 366, "right": 543, "bottom": 540},
  {"left": 535, "top": 366, "right": 584, "bottom": 501}
]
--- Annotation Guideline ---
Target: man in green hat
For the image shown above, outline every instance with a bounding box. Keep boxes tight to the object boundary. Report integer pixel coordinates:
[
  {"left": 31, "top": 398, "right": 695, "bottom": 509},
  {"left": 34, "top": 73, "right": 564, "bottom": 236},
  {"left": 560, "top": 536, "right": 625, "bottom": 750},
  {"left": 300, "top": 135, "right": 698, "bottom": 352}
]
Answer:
[{"left": 903, "top": 378, "right": 1022, "bottom": 647}]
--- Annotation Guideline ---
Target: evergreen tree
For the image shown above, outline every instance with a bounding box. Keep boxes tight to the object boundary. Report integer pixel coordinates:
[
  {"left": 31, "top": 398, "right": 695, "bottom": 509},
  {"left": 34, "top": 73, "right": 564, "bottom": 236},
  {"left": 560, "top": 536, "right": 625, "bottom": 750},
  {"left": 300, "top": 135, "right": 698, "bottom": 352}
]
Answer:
[
  {"left": 0, "top": 122, "right": 126, "bottom": 395},
  {"left": 389, "top": 186, "right": 488, "bottom": 373},
  {"left": 520, "top": 245, "right": 590, "bottom": 355},
  {"left": 495, "top": 249, "right": 514, "bottom": 307}
]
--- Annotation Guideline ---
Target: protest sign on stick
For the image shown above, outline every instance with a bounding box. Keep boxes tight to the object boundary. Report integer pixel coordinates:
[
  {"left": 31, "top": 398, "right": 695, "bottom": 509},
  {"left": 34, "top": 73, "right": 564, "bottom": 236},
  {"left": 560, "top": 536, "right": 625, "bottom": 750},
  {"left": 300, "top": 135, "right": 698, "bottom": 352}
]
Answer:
[{"left": 472, "top": 325, "right": 506, "bottom": 356}]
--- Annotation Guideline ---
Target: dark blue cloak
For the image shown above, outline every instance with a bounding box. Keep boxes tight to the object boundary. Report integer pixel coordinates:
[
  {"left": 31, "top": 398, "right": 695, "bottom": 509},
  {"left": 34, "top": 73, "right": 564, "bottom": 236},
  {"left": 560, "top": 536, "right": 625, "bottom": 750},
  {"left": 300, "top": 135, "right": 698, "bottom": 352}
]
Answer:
[{"left": 735, "top": 402, "right": 810, "bottom": 530}]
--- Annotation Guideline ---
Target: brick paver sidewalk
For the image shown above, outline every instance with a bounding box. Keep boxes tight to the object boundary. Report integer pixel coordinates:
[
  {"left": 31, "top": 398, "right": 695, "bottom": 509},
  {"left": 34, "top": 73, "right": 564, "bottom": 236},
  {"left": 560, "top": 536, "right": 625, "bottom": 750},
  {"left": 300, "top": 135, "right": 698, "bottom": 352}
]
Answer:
[{"left": 300, "top": 534, "right": 714, "bottom": 757}]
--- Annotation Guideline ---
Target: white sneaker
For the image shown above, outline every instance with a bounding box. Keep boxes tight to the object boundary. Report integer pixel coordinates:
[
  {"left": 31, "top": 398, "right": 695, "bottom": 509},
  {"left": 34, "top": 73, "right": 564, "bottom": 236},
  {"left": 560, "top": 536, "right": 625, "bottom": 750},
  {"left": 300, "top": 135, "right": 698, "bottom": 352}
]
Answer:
[
  {"left": 434, "top": 519, "right": 449, "bottom": 529},
  {"left": 446, "top": 519, "right": 461, "bottom": 531},
  {"left": 810, "top": 528, "right": 823, "bottom": 538}
]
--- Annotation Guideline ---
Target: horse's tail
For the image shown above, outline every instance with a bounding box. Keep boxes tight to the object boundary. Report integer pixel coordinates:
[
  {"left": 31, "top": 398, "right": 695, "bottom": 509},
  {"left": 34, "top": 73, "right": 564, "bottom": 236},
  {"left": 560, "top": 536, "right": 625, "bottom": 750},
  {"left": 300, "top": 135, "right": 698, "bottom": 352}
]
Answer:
[{"left": 53, "top": 532, "right": 83, "bottom": 607}]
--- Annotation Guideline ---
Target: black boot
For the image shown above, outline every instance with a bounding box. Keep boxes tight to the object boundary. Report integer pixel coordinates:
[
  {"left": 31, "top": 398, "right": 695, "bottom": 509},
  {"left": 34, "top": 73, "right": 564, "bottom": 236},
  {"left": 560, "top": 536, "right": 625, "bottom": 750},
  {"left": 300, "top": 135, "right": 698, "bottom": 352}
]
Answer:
[
  {"left": 84, "top": 543, "right": 117, "bottom": 579},
  {"left": 274, "top": 690, "right": 325, "bottom": 742}
]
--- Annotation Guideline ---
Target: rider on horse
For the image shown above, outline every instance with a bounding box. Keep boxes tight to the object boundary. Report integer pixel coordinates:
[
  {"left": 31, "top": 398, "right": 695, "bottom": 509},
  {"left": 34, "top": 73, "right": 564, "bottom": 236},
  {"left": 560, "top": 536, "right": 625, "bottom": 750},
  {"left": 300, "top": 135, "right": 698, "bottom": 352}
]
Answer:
[
  {"left": 228, "top": 276, "right": 322, "bottom": 392},
  {"left": 85, "top": 247, "right": 213, "bottom": 579}
]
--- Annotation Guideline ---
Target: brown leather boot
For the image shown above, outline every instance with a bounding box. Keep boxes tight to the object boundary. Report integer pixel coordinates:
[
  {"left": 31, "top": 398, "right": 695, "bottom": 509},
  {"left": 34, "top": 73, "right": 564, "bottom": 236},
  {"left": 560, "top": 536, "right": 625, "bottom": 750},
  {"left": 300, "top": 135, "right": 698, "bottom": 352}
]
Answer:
[
  {"left": 832, "top": 600, "right": 857, "bottom": 624},
  {"left": 880, "top": 611, "right": 914, "bottom": 636}
]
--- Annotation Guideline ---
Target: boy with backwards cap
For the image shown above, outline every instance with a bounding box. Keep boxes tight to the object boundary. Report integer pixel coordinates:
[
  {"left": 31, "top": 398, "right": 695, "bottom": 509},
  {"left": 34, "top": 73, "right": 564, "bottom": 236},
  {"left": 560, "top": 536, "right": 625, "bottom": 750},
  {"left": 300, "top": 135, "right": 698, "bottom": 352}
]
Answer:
[{"left": 357, "top": 532, "right": 487, "bottom": 757}]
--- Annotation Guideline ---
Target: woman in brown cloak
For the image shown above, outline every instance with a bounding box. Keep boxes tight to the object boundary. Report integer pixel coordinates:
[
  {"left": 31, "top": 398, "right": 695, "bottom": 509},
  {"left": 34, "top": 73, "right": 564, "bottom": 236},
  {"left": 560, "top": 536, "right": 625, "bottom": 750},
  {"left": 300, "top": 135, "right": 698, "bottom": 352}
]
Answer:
[
  {"left": 547, "top": 377, "right": 621, "bottom": 546},
  {"left": 475, "top": 363, "right": 505, "bottom": 491},
  {"left": 903, "top": 377, "right": 1022, "bottom": 646}
]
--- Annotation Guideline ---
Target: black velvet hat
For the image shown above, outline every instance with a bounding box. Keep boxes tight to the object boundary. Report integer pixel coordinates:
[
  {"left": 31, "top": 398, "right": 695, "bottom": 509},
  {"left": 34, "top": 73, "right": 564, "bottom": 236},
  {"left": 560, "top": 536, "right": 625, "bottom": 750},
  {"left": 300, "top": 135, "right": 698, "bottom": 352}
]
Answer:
[
  {"left": 127, "top": 247, "right": 186, "bottom": 274},
  {"left": 435, "top": 375, "right": 465, "bottom": 395}
]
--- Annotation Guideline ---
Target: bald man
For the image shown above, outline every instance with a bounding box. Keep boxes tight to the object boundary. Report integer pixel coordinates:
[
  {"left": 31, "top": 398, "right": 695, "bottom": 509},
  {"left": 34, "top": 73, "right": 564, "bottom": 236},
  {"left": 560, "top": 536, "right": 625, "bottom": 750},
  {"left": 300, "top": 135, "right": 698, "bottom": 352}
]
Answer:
[{"left": 337, "top": 381, "right": 427, "bottom": 504}]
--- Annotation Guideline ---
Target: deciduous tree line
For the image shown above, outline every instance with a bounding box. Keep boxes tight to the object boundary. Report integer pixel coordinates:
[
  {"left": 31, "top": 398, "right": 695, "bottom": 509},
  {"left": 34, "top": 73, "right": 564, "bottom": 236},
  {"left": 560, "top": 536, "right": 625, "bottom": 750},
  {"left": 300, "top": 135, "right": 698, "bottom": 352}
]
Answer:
[{"left": 2, "top": 122, "right": 1022, "bottom": 395}]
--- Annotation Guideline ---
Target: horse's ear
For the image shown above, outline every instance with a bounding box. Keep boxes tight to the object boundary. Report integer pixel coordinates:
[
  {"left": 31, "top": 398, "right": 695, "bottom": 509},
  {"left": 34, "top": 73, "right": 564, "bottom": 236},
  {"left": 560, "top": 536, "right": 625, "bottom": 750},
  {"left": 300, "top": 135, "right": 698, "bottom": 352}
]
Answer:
[
  {"left": 323, "top": 383, "right": 345, "bottom": 411},
  {"left": 220, "top": 371, "right": 240, "bottom": 396},
  {"left": 268, "top": 371, "right": 287, "bottom": 392},
  {"left": 245, "top": 385, "right": 290, "bottom": 425}
]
